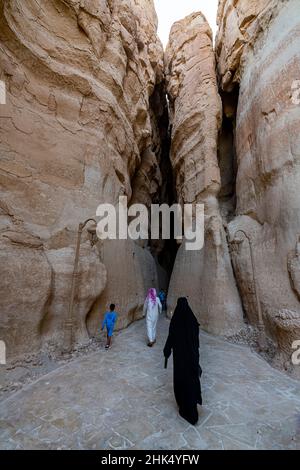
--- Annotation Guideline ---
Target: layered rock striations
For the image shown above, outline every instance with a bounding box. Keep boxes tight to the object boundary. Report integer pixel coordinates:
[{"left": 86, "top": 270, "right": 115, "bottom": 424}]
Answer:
[
  {"left": 165, "top": 13, "right": 244, "bottom": 336},
  {"left": 216, "top": 0, "right": 300, "bottom": 372},
  {"left": 1, "top": 0, "right": 300, "bottom": 377},
  {"left": 216, "top": 0, "right": 287, "bottom": 92},
  {"left": 0, "top": 0, "right": 165, "bottom": 359}
]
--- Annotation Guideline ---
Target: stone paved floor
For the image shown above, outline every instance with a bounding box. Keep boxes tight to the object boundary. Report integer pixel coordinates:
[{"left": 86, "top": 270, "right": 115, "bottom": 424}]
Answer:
[{"left": 1, "top": 315, "right": 300, "bottom": 450}]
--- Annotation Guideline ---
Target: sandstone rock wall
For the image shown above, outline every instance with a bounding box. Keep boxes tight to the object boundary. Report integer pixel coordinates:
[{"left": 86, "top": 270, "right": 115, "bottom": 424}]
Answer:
[
  {"left": 165, "top": 13, "right": 244, "bottom": 336},
  {"left": 216, "top": 0, "right": 287, "bottom": 92},
  {"left": 216, "top": 0, "right": 300, "bottom": 373},
  {"left": 0, "top": 0, "right": 164, "bottom": 360},
  {"left": 2, "top": 0, "right": 300, "bottom": 376}
]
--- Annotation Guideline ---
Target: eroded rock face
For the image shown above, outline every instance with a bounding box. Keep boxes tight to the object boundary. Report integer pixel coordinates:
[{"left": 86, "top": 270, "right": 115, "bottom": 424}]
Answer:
[
  {"left": 0, "top": 0, "right": 164, "bottom": 359},
  {"left": 216, "top": 0, "right": 286, "bottom": 92},
  {"left": 44, "top": 243, "right": 107, "bottom": 349},
  {"left": 0, "top": 229, "right": 52, "bottom": 358},
  {"left": 87, "top": 239, "right": 158, "bottom": 334},
  {"left": 1, "top": 0, "right": 299, "bottom": 378},
  {"left": 165, "top": 13, "right": 244, "bottom": 336},
  {"left": 216, "top": 0, "right": 300, "bottom": 373}
]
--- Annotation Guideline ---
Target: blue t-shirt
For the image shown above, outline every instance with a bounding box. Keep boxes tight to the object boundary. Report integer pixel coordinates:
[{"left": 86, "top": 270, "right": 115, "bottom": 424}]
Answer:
[
  {"left": 159, "top": 291, "right": 166, "bottom": 302},
  {"left": 102, "top": 311, "right": 117, "bottom": 329}
]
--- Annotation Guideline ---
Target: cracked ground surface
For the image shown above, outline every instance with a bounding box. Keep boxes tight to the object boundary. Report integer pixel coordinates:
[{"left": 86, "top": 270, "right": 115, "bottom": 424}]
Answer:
[{"left": 1, "top": 315, "right": 300, "bottom": 450}]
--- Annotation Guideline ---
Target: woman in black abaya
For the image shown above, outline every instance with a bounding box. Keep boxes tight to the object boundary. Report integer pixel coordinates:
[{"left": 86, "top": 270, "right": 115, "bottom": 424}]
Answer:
[{"left": 163, "top": 297, "right": 202, "bottom": 425}]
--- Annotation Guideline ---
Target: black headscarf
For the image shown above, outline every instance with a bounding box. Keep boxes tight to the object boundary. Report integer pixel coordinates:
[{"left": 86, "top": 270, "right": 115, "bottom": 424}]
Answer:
[
  {"left": 170, "top": 297, "right": 199, "bottom": 332},
  {"left": 164, "top": 297, "right": 200, "bottom": 361}
]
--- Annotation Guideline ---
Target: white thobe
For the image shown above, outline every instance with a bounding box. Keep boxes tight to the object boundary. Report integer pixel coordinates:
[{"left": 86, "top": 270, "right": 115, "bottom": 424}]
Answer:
[{"left": 143, "top": 297, "right": 162, "bottom": 343}]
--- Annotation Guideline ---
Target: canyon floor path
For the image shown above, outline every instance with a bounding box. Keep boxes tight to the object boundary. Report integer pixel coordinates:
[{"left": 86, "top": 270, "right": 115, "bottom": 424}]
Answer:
[{"left": 1, "top": 316, "right": 300, "bottom": 450}]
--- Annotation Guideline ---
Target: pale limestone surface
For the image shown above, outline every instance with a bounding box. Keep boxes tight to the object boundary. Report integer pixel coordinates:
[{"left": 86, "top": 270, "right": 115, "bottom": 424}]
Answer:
[
  {"left": 0, "top": 316, "right": 299, "bottom": 450},
  {"left": 165, "top": 13, "right": 244, "bottom": 336},
  {"left": 0, "top": 0, "right": 164, "bottom": 359},
  {"left": 216, "top": 0, "right": 300, "bottom": 374},
  {"left": 215, "top": 0, "right": 286, "bottom": 92},
  {"left": 1, "top": 0, "right": 300, "bottom": 383}
]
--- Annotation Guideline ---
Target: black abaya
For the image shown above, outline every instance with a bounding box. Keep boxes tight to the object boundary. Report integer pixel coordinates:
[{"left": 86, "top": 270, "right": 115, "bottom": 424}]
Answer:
[{"left": 163, "top": 297, "right": 202, "bottom": 425}]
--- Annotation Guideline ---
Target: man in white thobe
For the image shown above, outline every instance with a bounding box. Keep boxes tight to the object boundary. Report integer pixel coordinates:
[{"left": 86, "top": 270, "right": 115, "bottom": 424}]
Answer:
[{"left": 143, "top": 288, "right": 162, "bottom": 347}]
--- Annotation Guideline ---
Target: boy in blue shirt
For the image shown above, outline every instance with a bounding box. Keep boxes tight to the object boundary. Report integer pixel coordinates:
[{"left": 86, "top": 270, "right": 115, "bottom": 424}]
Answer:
[{"left": 102, "top": 303, "right": 118, "bottom": 349}]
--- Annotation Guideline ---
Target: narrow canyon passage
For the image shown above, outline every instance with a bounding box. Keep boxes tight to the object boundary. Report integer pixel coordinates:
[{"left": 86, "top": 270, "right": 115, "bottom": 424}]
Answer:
[
  {"left": 1, "top": 316, "right": 300, "bottom": 450},
  {"left": 1, "top": 0, "right": 300, "bottom": 452},
  {"left": 1, "top": 0, "right": 299, "bottom": 377}
]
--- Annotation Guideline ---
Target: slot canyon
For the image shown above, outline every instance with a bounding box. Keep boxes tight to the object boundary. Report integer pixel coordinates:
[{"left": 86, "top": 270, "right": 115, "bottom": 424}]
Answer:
[
  {"left": 1, "top": 0, "right": 300, "bottom": 376},
  {"left": 1, "top": 0, "right": 300, "bottom": 450}
]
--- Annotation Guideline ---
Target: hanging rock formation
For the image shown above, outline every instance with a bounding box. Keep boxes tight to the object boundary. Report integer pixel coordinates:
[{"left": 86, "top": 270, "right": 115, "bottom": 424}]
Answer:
[
  {"left": 216, "top": 0, "right": 300, "bottom": 373},
  {"left": 0, "top": 0, "right": 165, "bottom": 359},
  {"left": 165, "top": 12, "right": 244, "bottom": 336}
]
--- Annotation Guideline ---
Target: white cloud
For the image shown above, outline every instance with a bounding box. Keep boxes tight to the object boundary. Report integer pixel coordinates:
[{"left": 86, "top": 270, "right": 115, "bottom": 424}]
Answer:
[{"left": 153, "top": 0, "right": 218, "bottom": 48}]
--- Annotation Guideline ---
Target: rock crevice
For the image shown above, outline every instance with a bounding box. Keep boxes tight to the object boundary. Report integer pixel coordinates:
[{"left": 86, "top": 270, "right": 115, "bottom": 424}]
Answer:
[
  {"left": 1, "top": 0, "right": 300, "bottom": 378},
  {"left": 216, "top": 0, "right": 300, "bottom": 375},
  {"left": 0, "top": 0, "right": 166, "bottom": 359},
  {"left": 164, "top": 12, "right": 244, "bottom": 336}
]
